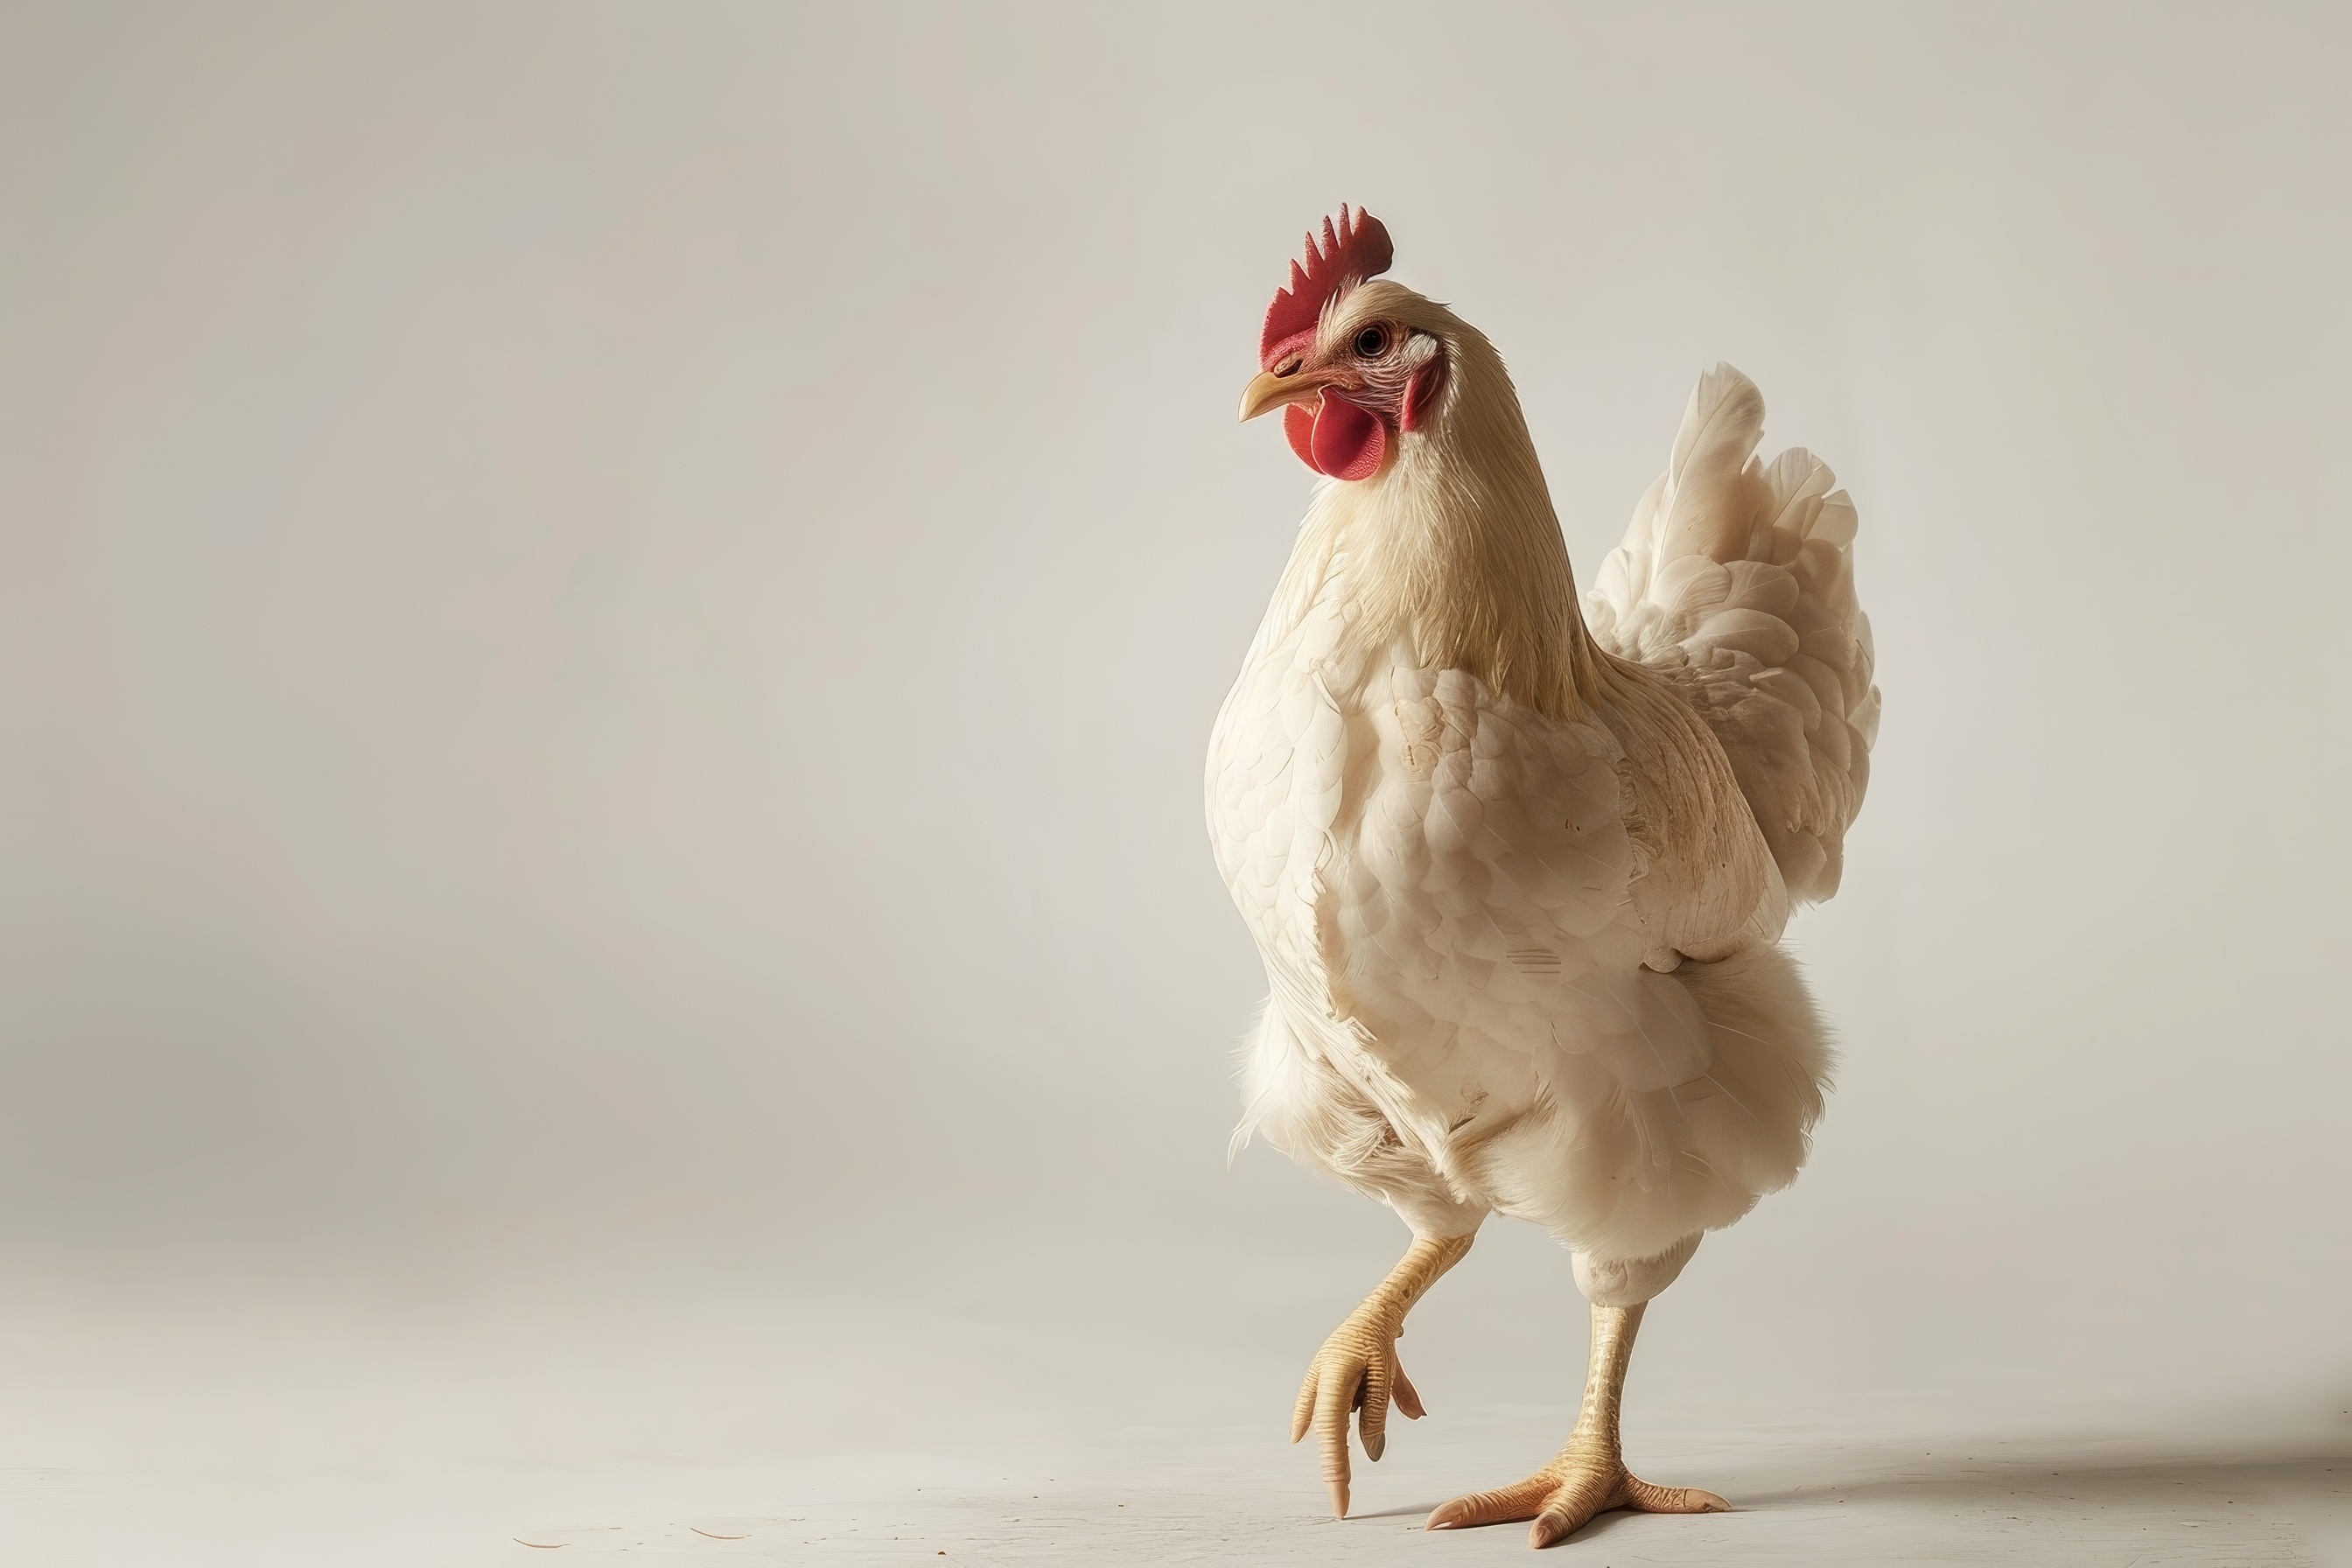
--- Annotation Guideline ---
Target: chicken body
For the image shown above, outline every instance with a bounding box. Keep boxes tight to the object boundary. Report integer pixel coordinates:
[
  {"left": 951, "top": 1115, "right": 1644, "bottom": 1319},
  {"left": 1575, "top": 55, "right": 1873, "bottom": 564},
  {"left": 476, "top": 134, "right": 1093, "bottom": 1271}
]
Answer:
[{"left": 1207, "top": 222, "right": 1877, "bottom": 1546}]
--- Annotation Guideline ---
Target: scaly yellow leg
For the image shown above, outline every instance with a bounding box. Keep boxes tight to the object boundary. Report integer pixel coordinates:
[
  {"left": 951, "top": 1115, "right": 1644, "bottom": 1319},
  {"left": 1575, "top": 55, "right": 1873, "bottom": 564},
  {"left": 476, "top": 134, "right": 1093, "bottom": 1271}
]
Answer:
[{"left": 1426, "top": 1300, "right": 1730, "bottom": 1548}]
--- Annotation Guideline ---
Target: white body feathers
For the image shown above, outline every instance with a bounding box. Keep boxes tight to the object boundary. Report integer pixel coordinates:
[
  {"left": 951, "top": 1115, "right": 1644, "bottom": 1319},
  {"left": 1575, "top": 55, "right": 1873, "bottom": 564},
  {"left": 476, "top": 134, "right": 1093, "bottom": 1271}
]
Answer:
[{"left": 1208, "top": 353, "right": 1877, "bottom": 1269}]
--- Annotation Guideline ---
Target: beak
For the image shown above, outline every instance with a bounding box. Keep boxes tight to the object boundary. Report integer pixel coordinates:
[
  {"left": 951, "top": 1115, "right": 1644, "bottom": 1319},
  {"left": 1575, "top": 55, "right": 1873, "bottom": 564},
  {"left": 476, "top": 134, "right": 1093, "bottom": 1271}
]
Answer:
[{"left": 1238, "top": 366, "right": 1335, "bottom": 423}]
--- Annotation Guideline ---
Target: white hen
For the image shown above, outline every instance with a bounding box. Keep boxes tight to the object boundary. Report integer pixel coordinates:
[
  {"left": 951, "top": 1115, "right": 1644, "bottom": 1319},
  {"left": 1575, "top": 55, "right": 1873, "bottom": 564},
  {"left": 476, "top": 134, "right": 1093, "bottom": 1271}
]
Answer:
[{"left": 1207, "top": 207, "right": 1879, "bottom": 1547}]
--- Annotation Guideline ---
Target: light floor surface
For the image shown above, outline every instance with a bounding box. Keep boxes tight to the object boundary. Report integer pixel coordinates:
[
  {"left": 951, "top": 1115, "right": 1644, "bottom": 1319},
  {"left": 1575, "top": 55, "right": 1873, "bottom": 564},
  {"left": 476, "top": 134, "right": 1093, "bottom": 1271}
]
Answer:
[
  {"left": 494, "top": 1425, "right": 2352, "bottom": 1566},
  {"left": 0, "top": 1279, "right": 2344, "bottom": 1565}
]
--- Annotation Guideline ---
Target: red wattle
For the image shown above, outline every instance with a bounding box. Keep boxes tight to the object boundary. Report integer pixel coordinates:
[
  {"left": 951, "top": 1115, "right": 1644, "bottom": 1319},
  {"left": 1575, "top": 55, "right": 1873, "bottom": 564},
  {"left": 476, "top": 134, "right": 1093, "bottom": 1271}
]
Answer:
[
  {"left": 1284, "top": 402, "right": 1317, "bottom": 469},
  {"left": 1309, "top": 389, "right": 1385, "bottom": 481}
]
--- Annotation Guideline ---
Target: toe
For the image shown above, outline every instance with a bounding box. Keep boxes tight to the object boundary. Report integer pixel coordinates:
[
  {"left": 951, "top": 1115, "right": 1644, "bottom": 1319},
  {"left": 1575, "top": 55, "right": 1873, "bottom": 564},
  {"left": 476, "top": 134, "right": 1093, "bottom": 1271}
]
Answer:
[
  {"left": 1525, "top": 1474, "right": 1620, "bottom": 1549},
  {"left": 1425, "top": 1475, "right": 1557, "bottom": 1531},
  {"left": 1391, "top": 1357, "right": 1425, "bottom": 1421},
  {"left": 1290, "top": 1362, "right": 1320, "bottom": 1445},
  {"left": 1528, "top": 1510, "right": 1572, "bottom": 1550},
  {"left": 1622, "top": 1474, "right": 1732, "bottom": 1514},
  {"left": 1312, "top": 1368, "right": 1357, "bottom": 1512},
  {"left": 1357, "top": 1354, "right": 1395, "bottom": 1461}
]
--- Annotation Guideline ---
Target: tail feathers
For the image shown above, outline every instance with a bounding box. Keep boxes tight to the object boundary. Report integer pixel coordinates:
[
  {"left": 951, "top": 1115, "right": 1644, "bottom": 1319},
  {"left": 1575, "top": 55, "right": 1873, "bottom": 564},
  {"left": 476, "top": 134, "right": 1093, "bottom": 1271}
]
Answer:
[
  {"left": 1586, "top": 366, "right": 1879, "bottom": 904},
  {"left": 1659, "top": 365, "right": 1768, "bottom": 569}
]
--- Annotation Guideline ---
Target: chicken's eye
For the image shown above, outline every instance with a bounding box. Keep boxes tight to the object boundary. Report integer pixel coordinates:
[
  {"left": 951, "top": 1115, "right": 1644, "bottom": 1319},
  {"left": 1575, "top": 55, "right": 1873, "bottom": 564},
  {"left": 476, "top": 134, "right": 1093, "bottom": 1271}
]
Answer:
[{"left": 1354, "top": 325, "right": 1390, "bottom": 358}]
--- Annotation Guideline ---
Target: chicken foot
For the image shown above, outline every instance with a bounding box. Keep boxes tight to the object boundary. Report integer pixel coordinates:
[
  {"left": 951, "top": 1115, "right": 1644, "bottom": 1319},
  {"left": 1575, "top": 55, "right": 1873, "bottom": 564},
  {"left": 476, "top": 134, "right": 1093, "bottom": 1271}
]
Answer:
[
  {"left": 1425, "top": 1299, "right": 1729, "bottom": 1548},
  {"left": 1293, "top": 1229, "right": 1474, "bottom": 1519}
]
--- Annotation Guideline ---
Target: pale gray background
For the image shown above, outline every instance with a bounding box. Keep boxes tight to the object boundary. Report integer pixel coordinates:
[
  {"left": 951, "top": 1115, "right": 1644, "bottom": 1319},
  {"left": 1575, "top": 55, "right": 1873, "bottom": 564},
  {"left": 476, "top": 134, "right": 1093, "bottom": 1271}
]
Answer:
[{"left": 3, "top": 3, "right": 2348, "bottom": 1563}]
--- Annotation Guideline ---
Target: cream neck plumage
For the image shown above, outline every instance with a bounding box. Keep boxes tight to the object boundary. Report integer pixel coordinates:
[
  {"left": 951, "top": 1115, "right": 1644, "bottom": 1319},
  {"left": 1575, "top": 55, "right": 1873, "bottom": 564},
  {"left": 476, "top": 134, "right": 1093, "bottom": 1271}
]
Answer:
[{"left": 1268, "top": 312, "right": 1604, "bottom": 720}]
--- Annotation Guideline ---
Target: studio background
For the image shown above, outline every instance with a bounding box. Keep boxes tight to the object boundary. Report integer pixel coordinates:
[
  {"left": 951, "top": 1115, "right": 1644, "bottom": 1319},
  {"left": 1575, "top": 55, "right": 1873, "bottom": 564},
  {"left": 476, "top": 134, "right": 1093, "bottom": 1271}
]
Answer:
[{"left": 3, "top": 3, "right": 2347, "bottom": 1562}]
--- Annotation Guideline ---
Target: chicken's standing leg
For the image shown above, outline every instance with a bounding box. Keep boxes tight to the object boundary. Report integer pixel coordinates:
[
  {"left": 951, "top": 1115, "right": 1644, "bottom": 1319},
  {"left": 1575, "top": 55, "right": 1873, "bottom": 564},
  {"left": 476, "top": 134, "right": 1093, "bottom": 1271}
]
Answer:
[
  {"left": 1294, "top": 1229, "right": 1474, "bottom": 1518},
  {"left": 1426, "top": 1300, "right": 1729, "bottom": 1548}
]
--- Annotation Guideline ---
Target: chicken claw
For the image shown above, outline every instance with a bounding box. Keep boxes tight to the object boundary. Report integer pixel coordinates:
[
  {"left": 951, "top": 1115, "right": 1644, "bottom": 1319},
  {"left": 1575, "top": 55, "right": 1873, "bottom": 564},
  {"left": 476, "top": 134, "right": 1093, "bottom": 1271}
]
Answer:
[
  {"left": 1289, "top": 1231, "right": 1474, "bottom": 1518},
  {"left": 1426, "top": 1300, "right": 1730, "bottom": 1548},
  {"left": 1291, "top": 1306, "right": 1419, "bottom": 1516},
  {"left": 1425, "top": 1438, "right": 1729, "bottom": 1548}
]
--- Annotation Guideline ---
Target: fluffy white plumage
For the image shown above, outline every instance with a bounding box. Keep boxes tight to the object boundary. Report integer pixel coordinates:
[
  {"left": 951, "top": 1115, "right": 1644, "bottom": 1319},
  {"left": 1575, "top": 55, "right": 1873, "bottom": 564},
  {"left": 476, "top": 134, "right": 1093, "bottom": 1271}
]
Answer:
[
  {"left": 1209, "top": 300, "right": 1877, "bottom": 1273},
  {"left": 1586, "top": 369, "right": 1880, "bottom": 906}
]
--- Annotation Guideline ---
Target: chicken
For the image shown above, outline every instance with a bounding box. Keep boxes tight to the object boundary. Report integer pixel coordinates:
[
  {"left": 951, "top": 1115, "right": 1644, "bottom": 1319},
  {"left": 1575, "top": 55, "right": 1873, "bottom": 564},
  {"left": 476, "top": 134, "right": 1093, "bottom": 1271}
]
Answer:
[{"left": 1207, "top": 207, "right": 1879, "bottom": 1548}]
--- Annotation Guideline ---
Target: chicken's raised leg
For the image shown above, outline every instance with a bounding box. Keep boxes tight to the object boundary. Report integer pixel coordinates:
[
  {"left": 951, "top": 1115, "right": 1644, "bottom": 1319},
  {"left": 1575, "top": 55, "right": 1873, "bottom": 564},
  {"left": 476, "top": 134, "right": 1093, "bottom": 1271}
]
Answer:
[
  {"left": 1426, "top": 1299, "right": 1728, "bottom": 1548},
  {"left": 1295, "top": 1229, "right": 1474, "bottom": 1518}
]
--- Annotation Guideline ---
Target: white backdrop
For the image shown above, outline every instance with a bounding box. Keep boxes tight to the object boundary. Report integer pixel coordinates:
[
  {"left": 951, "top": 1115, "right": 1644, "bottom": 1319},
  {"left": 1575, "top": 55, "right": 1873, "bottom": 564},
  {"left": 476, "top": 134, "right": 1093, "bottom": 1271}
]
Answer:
[{"left": 3, "top": 4, "right": 2348, "bottom": 1556}]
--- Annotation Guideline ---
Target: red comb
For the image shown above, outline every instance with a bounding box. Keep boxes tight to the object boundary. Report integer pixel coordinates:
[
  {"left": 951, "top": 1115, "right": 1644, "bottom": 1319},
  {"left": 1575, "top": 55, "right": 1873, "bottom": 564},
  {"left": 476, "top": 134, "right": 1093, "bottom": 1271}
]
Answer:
[{"left": 1259, "top": 206, "right": 1395, "bottom": 368}]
